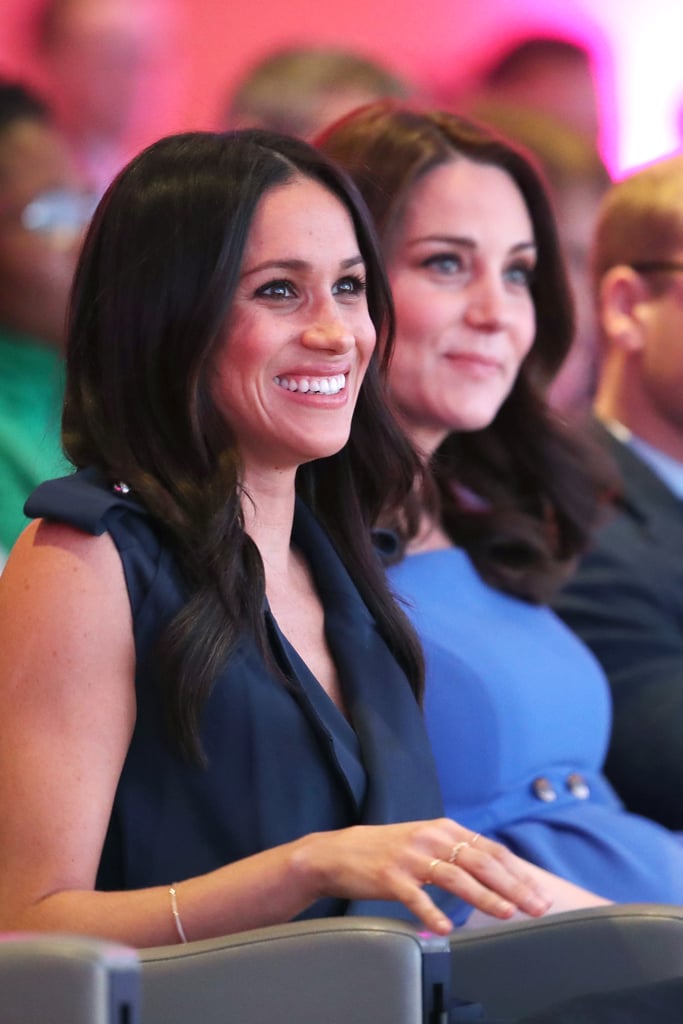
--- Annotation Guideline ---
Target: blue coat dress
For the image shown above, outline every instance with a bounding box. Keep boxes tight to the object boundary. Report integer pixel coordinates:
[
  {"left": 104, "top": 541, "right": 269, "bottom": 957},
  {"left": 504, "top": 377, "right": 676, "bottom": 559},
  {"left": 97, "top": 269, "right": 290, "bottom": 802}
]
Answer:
[{"left": 387, "top": 545, "right": 683, "bottom": 910}]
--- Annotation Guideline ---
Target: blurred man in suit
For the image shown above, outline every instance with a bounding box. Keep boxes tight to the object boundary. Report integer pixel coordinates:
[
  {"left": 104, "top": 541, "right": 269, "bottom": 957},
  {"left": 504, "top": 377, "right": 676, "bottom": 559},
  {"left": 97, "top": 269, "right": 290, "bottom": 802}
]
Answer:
[{"left": 554, "top": 153, "right": 683, "bottom": 829}]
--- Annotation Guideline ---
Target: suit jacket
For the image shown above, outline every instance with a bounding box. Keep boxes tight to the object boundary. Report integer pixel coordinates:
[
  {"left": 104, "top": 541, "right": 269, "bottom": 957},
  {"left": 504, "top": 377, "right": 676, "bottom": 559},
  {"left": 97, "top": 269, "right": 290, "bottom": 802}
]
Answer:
[{"left": 553, "top": 421, "right": 683, "bottom": 829}]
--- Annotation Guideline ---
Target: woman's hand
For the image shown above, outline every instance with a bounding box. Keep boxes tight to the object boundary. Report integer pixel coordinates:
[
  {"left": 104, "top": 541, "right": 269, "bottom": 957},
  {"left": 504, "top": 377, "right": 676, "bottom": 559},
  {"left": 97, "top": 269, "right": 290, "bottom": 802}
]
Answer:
[{"left": 292, "top": 818, "right": 553, "bottom": 935}]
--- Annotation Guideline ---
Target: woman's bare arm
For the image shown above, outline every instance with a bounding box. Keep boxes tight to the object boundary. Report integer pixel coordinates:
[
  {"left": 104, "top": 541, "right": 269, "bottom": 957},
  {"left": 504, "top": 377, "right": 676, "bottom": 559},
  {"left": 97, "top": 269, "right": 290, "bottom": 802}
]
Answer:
[{"left": 0, "top": 521, "right": 553, "bottom": 946}]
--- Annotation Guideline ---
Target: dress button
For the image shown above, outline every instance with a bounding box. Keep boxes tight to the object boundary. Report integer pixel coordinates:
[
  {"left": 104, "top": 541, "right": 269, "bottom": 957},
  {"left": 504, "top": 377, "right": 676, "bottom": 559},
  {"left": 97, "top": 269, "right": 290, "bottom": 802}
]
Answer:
[
  {"left": 532, "top": 777, "right": 557, "bottom": 802},
  {"left": 566, "top": 772, "right": 590, "bottom": 799}
]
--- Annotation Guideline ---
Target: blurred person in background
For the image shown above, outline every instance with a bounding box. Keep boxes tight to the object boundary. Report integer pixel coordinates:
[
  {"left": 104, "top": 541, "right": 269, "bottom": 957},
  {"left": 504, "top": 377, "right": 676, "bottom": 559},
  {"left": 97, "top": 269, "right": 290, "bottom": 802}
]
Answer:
[
  {"left": 225, "top": 45, "right": 415, "bottom": 140},
  {"left": 554, "top": 153, "right": 683, "bottom": 832},
  {"left": 0, "top": 77, "right": 92, "bottom": 557},
  {"left": 459, "top": 35, "right": 602, "bottom": 146},
  {"left": 33, "top": 0, "right": 182, "bottom": 195}
]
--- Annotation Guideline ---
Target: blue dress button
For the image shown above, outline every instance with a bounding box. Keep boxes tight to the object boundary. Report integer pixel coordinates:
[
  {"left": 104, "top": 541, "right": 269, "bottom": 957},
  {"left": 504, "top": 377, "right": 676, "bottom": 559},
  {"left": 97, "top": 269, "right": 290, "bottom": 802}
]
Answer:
[
  {"left": 566, "top": 772, "right": 590, "bottom": 799},
  {"left": 532, "top": 777, "right": 557, "bottom": 802}
]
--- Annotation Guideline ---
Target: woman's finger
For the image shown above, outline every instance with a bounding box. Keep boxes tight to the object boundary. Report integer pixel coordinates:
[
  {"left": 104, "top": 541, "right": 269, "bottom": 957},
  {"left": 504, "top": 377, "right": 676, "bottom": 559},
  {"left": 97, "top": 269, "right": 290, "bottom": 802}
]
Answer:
[
  {"left": 392, "top": 870, "right": 455, "bottom": 935},
  {"left": 430, "top": 847, "right": 552, "bottom": 919}
]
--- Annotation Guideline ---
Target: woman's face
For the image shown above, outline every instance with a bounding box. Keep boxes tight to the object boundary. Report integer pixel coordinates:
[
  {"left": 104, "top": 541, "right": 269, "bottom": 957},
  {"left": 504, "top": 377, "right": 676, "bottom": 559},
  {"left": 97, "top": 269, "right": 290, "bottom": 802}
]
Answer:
[
  {"left": 384, "top": 157, "right": 537, "bottom": 457},
  {"left": 212, "top": 175, "right": 376, "bottom": 483}
]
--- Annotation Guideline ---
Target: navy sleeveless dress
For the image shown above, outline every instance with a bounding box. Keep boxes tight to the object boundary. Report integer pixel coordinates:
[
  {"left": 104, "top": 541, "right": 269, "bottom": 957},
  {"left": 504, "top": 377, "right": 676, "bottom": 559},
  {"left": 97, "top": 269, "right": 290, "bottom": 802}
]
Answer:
[{"left": 26, "top": 468, "right": 469, "bottom": 925}]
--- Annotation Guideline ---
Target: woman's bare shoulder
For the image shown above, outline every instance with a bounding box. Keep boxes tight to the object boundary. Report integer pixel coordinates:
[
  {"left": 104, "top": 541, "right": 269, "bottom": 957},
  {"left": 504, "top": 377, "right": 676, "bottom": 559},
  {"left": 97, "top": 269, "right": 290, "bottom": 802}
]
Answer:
[
  {"left": 0, "top": 517, "right": 134, "bottom": 683},
  {"left": 3, "top": 516, "right": 124, "bottom": 585}
]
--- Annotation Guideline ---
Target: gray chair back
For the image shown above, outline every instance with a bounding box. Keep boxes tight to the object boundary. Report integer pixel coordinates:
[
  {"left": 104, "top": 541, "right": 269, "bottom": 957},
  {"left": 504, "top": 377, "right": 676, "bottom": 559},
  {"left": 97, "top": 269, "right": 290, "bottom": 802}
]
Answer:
[
  {"left": 450, "top": 903, "right": 683, "bottom": 1018},
  {"left": 140, "top": 916, "right": 451, "bottom": 1024},
  {"left": 0, "top": 933, "right": 140, "bottom": 1023}
]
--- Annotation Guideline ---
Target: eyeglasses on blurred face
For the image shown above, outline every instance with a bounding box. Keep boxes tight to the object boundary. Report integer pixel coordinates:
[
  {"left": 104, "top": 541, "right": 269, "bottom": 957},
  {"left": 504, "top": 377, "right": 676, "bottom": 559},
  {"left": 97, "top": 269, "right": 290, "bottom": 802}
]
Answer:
[{"left": 10, "top": 187, "right": 99, "bottom": 236}]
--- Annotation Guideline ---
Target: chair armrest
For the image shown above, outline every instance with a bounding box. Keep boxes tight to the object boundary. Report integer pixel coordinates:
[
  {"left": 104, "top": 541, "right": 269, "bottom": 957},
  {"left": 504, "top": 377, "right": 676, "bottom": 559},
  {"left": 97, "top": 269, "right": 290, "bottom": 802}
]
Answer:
[
  {"left": 140, "top": 916, "right": 451, "bottom": 1024},
  {"left": 0, "top": 933, "right": 139, "bottom": 1023},
  {"left": 449, "top": 903, "right": 683, "bottom": 1018}
]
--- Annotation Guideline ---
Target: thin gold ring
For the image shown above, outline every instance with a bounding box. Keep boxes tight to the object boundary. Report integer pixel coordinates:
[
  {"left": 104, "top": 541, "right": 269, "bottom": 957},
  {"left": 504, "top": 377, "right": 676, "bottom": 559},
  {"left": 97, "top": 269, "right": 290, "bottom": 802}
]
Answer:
[
  {"left": 448, "top": 841, "right": 470, "bottom": 864},
  {"left": 424, "top": 857, "right": 442, "bottom": 886},
  {"left": 470, "top": 832, "right": 482, "bottom": 846}
]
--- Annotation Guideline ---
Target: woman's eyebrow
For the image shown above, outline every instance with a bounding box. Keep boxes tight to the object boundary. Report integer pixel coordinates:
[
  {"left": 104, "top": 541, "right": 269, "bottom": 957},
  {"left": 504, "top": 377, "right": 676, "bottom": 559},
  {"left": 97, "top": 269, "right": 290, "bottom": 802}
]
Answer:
[
  {"left": 241, "top": 254, "right": 365, "bottom": 279},
  {"left": 407, "top": 236, "right": 537, "bottom": 253}
]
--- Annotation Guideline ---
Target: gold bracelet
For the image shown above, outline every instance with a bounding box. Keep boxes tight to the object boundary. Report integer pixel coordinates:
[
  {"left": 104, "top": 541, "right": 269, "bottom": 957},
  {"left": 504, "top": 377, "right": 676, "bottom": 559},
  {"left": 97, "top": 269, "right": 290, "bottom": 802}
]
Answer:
[{"left": 169, "top": 884, "right": 188, "bottom": 943}]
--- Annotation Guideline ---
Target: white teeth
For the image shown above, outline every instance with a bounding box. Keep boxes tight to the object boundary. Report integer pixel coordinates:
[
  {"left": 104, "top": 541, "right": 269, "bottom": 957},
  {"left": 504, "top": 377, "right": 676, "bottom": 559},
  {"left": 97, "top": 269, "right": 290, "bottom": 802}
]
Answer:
[{"left": 274, "top": 373, "right": 346, "bottom": 395}]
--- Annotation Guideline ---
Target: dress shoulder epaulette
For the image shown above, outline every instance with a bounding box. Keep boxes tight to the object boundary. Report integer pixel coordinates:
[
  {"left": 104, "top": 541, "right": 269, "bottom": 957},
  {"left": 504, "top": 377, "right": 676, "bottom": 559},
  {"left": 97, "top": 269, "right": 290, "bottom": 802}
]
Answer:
[{"left": 25, "top": 466, "right": 148, "bottom": 536}]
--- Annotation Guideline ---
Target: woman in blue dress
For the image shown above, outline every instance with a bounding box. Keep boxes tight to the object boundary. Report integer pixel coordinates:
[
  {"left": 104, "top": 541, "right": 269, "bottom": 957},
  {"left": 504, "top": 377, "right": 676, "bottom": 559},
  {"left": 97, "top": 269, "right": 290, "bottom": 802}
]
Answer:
[{"left": 320, "top": 104, "right": 683, "bottom": 921}]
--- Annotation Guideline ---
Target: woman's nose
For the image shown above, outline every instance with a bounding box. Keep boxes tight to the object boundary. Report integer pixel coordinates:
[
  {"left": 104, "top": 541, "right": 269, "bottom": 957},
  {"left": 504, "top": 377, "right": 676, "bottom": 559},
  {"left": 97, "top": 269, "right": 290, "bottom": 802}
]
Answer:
[
  {"left": 301, "top": 317, "right": 355, "bottom": 352},
  {"left": 464, "top": 273, "right": 506, "bottom": 329}
]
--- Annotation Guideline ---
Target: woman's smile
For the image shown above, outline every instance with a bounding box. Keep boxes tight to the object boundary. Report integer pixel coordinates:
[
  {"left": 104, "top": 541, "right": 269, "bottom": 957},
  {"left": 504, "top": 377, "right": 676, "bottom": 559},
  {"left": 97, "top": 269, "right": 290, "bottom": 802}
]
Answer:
[{"left": 274, "top": 370, "right": 347, "bottom": 395}]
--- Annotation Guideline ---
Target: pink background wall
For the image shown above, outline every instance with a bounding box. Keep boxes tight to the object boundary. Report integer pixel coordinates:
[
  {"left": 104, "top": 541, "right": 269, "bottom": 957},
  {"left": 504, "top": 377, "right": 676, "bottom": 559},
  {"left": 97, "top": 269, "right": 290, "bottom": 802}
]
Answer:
[{"left": 1, "top": 0, "right": 681, "bottom": 176}]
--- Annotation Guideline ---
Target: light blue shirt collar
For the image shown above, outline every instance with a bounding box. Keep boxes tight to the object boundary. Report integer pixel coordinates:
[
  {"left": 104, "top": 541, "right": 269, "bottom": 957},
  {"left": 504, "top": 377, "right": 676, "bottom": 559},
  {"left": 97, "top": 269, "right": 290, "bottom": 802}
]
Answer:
[{"left": 604, "top": 419, "right": 683, "bottom": 500}]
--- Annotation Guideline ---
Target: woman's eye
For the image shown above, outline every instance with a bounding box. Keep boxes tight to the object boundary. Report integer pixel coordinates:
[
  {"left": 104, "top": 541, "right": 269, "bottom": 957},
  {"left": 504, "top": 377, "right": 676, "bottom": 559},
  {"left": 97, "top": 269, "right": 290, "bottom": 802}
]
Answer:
[
  {"left": 333, "top": 274, "right": 367, "bottom": 297},
  {"left": 422, "top": 253, "right": 463, "bottom": 275},
  {"left": 505, "top": 262, "right": 535, "bottom": 288},
  {"left": 255, "top": 279, "right": 296, "bottom": 299}
]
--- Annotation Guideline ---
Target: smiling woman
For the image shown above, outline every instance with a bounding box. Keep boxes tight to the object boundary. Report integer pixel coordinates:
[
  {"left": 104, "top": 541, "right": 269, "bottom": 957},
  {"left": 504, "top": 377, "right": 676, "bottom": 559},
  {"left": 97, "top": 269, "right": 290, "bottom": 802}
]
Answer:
[
  {"left": 381, "top": 157, "right": 537, "bottom": 456},
  {"left": 319, "top": 102, "right": 683, "bottom": 919},
  {"left": 212, "top": 174, "right": 375, "bottom": 478},
  {"left": 0, "top": 127, "right": 555, "bottom": 952}
]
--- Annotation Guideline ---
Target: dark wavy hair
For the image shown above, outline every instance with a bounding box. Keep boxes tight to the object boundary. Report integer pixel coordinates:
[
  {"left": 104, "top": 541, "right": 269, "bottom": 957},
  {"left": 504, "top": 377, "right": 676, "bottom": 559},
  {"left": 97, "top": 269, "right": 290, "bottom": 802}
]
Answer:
[
  {"left": 63, "top": 128, "right": 423, "bottom": 760},
  {"left": 319, "top": 102, "right": 603, "bottom": 602}
]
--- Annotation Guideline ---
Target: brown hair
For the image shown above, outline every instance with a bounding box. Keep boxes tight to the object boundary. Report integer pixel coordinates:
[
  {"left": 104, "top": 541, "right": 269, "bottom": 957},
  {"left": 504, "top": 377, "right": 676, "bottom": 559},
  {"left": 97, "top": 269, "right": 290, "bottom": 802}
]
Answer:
[
  {"left": 320, "top": 102, "right": 604, "bottom": 603},
  {"left": 593, "top": 153, "right": 683, "bottom": 285}
]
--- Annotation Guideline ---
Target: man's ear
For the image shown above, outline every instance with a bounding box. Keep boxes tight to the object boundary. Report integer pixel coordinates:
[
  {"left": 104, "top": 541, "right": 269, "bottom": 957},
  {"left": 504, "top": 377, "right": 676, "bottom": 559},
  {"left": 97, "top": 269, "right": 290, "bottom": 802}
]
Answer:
[{"left": 598, "top": 265, "right": 651, "bottom": 354}]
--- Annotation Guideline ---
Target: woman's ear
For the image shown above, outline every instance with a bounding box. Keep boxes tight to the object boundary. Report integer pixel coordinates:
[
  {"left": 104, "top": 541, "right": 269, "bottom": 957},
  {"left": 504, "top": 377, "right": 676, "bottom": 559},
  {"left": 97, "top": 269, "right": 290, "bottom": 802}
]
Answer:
[{"left": 598, "top": 265, "right": 651, "bottom": 354}]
